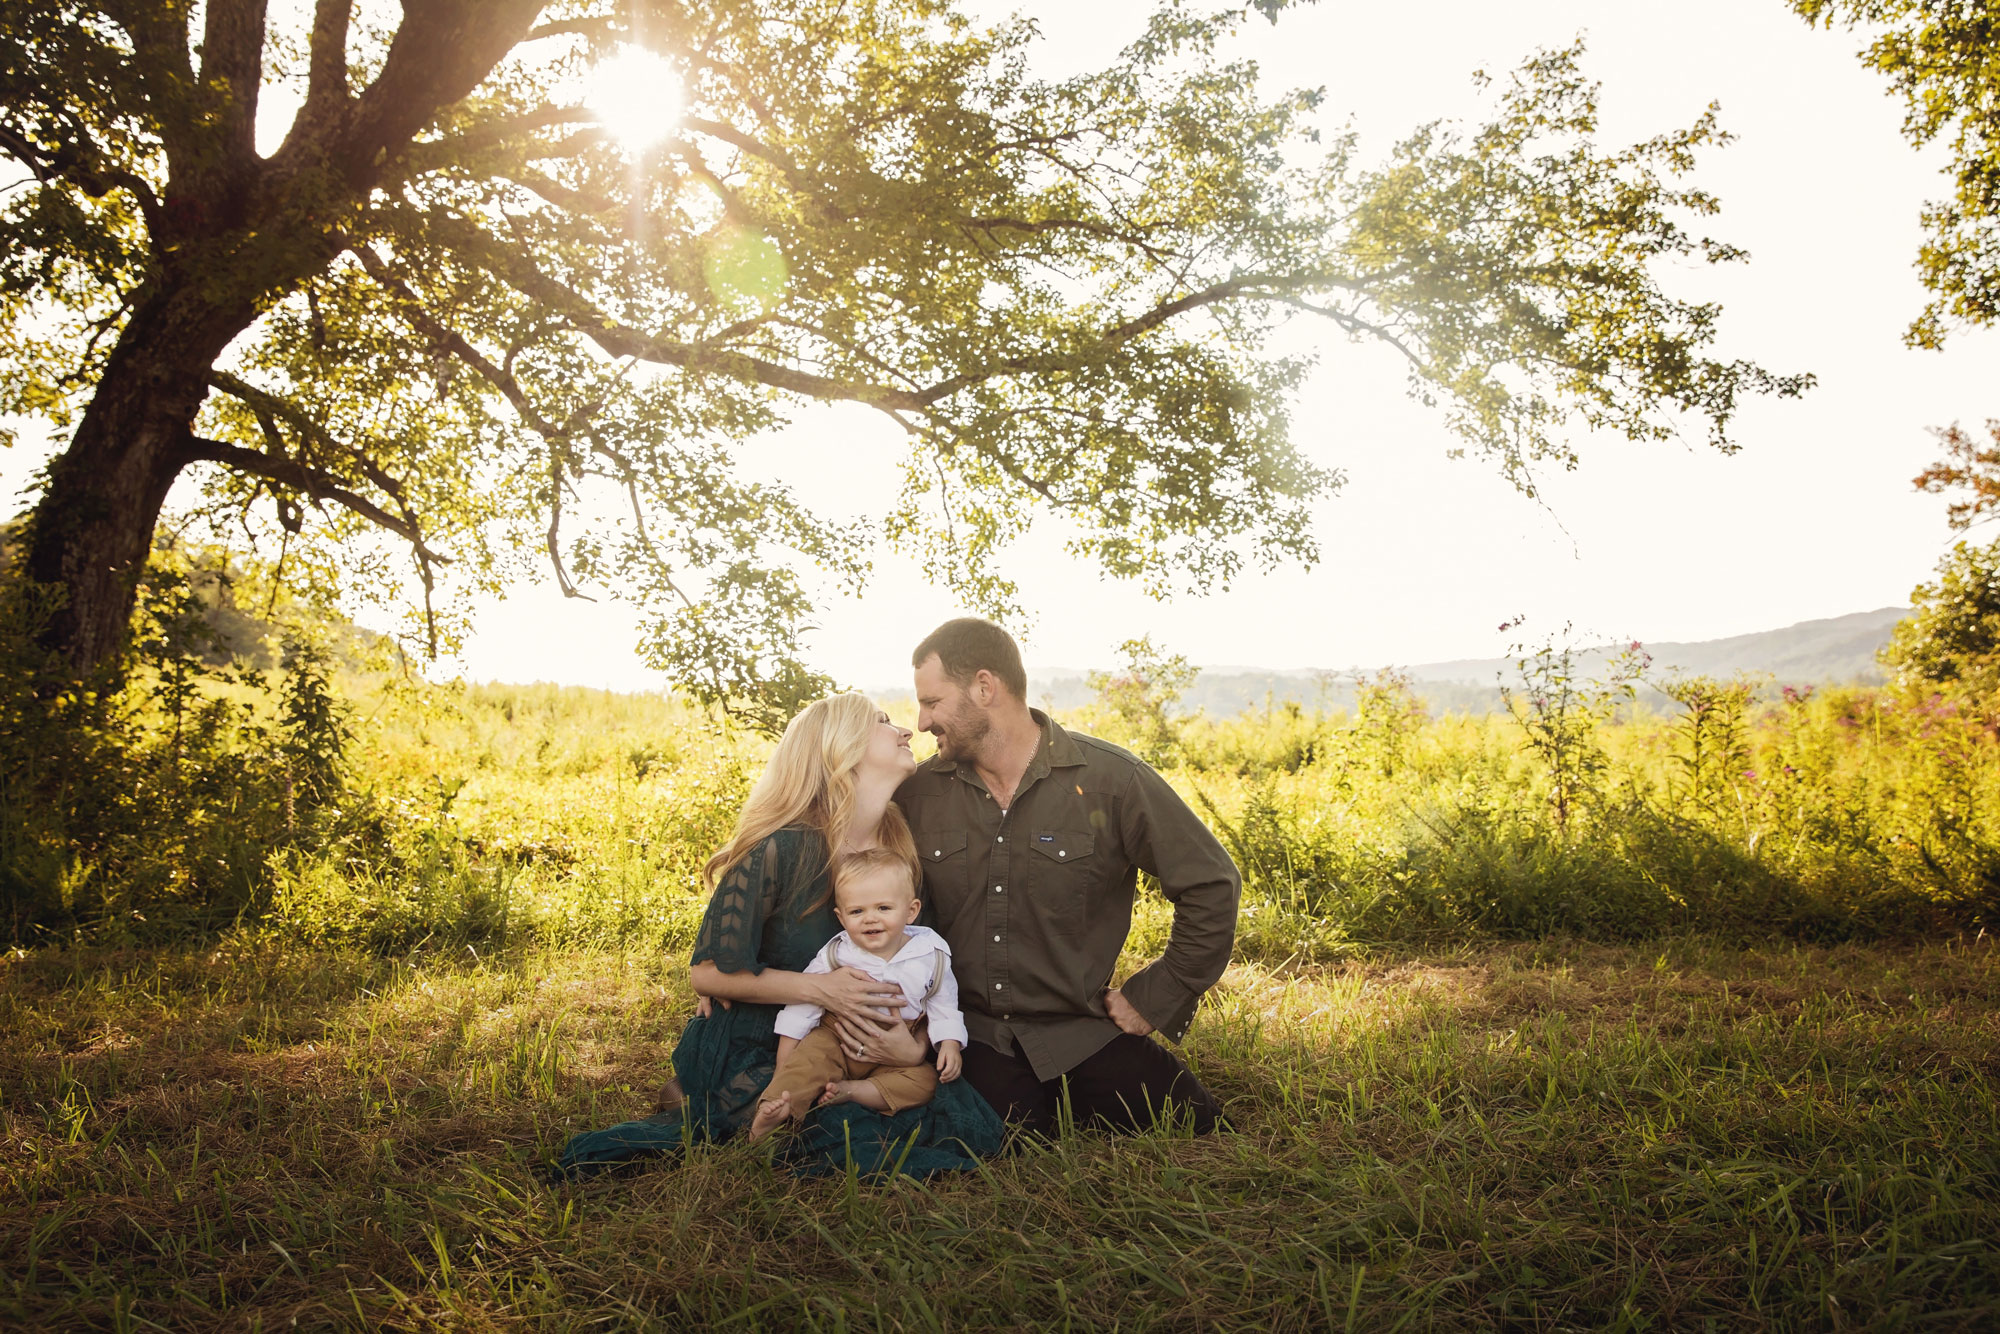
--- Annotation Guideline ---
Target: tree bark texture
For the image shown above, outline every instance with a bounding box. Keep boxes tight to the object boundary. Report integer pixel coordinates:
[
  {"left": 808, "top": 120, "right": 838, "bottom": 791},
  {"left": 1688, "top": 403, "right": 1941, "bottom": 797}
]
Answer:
[{"left": 22, "top": 286, "right": 258, "bottom": 675}]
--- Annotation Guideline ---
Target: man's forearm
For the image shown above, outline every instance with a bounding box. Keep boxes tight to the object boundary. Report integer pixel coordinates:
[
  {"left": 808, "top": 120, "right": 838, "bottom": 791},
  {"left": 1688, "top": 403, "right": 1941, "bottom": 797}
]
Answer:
[
  {"left": 1118, "top": 873, "right": 1240, "bottom": 1040},
  {"left": 1115, "top": 762, "right": 1243, "bottom": 1039}
]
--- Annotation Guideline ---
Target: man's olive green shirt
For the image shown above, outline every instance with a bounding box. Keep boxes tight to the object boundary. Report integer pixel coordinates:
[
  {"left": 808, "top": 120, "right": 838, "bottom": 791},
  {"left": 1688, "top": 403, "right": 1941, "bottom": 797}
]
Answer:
[{"left": 896, "top": 712, "right": 1241, "bottom": 1082}]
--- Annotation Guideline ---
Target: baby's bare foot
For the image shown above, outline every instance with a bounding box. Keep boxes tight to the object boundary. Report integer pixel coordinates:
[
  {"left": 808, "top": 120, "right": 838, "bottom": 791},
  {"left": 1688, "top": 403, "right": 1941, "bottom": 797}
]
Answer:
[
  {"left": 747, "top": 1091, "right": 793, "bottom": 1141},
  {"left": 820, "top": 1079, "right": 890, "bottom": 1111}
]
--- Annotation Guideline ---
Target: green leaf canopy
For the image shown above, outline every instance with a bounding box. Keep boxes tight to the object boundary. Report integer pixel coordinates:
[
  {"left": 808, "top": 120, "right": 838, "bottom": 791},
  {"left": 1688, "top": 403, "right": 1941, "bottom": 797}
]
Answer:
[{"left": 0, "top": 1, "right": 1807, "bottom": 724}]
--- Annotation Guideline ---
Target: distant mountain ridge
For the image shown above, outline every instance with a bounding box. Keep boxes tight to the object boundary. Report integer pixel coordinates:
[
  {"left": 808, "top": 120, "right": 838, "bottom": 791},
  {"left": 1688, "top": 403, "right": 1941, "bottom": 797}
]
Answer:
[{"left": 1008, "top": 608, "right": 1910, "bottom": 717}]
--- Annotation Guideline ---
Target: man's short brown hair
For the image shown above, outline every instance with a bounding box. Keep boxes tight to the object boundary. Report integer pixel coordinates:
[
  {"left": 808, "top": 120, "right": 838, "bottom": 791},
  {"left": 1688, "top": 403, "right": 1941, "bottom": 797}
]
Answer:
[{"left": 912, "top": 617, "right": 1027, "bottom": 700}]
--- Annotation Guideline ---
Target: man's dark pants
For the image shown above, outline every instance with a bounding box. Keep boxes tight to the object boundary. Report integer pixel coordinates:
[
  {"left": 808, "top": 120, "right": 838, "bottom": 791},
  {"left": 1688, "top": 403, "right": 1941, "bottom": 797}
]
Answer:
[{"left": 961, "top": 1034, "right": 1223, "bottom": 1136}]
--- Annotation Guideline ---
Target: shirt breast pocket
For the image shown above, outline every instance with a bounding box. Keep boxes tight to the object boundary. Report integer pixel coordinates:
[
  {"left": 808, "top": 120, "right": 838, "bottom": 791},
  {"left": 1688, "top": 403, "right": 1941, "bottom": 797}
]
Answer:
[
  {"left": 915, "top": 829, "right": 971, "bottom": 930},
  {"left": 1026, "top": 829, "right": 1095, "bottom": 934}
]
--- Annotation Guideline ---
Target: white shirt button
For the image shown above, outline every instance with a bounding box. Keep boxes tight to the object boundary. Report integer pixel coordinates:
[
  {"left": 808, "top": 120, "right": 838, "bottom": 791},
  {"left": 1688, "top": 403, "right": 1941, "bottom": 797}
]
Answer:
[
  {"left": 993, "top": 934, "right": 1001, "bottom": 942},
  {"left": 994, "top": 982, "right": 1004, "bottom": 990},
  {"left": 994, "top": 885, "right": 1003, "bottom": 893},
  {"left": 1058, "top": 850, "right": 1066, "bottom": 858}
]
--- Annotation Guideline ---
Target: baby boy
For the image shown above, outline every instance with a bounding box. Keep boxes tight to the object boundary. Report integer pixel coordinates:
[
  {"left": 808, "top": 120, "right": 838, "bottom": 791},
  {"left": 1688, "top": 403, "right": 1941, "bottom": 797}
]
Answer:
[{"left": 747, "top": 845, "right": 965, "bottom": 1139}]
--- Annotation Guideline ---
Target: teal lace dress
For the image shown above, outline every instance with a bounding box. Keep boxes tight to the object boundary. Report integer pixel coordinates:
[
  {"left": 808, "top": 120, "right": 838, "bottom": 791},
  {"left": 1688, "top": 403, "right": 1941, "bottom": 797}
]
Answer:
[{"left": 556, "top": 827, "right": 1004, "bottom": 1177}]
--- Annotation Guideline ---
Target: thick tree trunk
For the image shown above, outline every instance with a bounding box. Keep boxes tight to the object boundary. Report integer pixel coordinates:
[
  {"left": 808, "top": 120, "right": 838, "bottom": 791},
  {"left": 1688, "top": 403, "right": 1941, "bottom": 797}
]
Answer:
[{"left": 22, "top": 287, "right": 256, "bottom": 677}]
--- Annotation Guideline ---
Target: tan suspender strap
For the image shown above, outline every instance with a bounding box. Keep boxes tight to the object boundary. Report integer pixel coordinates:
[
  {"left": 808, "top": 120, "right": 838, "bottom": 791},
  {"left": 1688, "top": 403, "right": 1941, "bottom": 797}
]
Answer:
[{"left": 823, "top": 937, "right": 842, "bottom": 972}]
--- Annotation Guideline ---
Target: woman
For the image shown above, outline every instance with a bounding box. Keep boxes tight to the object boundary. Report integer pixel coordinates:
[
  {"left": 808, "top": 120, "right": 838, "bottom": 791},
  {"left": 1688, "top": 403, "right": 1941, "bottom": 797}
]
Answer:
[{"left": 556, "top": 693, "right": 1004, "bottom": 1177}]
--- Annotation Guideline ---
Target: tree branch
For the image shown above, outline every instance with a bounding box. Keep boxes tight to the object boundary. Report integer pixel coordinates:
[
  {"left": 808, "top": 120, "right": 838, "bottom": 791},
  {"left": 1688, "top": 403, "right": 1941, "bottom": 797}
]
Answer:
[
  {"left": 544, "top": 452, "right": 594, "bottom": 601},
  {"left": 206, "top": 370, "right": 444, "bottom": 561},
  {"left": 345, "top": 243, "right": 567, "bottom": 439},
  {"left": 680, "top": 115, "right": 821, "bottom": 195},
  {"left": 397, "top": 215, "right": 934, "bottom": 408},
  {"left": 197, "top": 0, "right": 270, "bottom": 167},
  {"left": 524, "top": 15, "right": 620, "bottom": 43},
  {"left": 278, "top": 0, "right": 547, "bottom": 192},
  {"left": 957, "top": 214, "right": 1184, "bottom": 266},
  {"left": 303, "top": 0, "right": 356, "bottom": 121},
  {"left": 182, "top": 433, "right": 449, "bottom": 567},
  {"left": 398, "top": 106, "right": 602, "bottom": 177},
  {"left": 499, "top": 167, "right": 618, "bottom": 216},
  {"left": 913, "top": 271, "right": 1349, "bottom": 404},
  {"left": 413, "top": 214, "right": 1357, "bottom": 415},
  {"left": 0, "top": 123, "right": 167, "bottom": 236},
  {"left": 347, "top": 243, "right": 621, "bottom": 604}
]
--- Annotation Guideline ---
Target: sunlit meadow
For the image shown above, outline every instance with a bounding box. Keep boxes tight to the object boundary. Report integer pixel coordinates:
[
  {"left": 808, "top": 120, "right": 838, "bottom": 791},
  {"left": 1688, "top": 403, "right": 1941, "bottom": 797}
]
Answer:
[{"left": 3, "top": 669, "right": 1998, "bottom": 1329}]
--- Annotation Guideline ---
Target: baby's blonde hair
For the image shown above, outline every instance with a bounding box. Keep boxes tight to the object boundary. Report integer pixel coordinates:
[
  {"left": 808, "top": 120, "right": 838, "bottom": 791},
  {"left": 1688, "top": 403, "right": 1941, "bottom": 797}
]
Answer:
[{"left": 831, "top": 845, "right": 922, "bottom": 911}]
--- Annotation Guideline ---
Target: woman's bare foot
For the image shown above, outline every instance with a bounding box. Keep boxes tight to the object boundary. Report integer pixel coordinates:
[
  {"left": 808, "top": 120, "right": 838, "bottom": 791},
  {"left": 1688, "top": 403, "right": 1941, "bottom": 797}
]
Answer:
[
  {"left": 819, "top": 1079, "right": 890, "bottom": 1111},
  {"left": 747, "top": 1091, "right": 794, "bottom": 1141},
  {"left": 654, "top": 1076, "right": 685, "bottom": 1114}
]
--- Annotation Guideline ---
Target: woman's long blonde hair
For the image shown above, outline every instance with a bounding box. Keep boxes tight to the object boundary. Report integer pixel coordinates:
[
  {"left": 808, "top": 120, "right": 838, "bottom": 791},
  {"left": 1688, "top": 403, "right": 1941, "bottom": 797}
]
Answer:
[{"left": 703, "top": 692, "right": 916, "bottom": 899}]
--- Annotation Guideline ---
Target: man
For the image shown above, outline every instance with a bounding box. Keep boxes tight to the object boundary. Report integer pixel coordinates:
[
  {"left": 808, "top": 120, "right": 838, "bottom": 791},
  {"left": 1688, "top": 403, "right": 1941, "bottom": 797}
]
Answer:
[{"left": 895, "top": 617, "right": 1239, "bottom": 1135}]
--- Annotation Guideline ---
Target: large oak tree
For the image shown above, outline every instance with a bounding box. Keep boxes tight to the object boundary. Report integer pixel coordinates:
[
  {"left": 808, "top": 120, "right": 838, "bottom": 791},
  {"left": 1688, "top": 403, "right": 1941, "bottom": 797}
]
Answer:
[{"left": 2, "top": 0, "right": 1806, "bottom": 722}]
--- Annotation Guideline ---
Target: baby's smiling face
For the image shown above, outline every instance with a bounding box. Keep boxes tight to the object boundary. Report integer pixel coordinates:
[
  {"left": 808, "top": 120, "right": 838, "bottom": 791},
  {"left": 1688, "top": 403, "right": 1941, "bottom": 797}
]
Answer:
[{"left": 833, "top": 864, "right": 922, "bottom": 960}]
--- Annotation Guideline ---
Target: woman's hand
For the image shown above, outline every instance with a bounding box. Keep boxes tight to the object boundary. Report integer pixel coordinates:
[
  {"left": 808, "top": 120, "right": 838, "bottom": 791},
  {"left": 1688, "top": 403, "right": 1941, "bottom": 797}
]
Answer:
[
  {"left": 830, "top": 1012, "right": 927, "bottom": 1066},
  {"left": 813, "top": 967, "right": 908, "bottom": 1026}
]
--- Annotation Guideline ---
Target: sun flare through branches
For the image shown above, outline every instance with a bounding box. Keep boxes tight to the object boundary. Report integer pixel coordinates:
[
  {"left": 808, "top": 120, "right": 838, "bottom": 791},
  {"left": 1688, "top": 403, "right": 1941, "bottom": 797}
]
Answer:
[{"left": 585, "top": 46, "right": 683, "bottom": 150}]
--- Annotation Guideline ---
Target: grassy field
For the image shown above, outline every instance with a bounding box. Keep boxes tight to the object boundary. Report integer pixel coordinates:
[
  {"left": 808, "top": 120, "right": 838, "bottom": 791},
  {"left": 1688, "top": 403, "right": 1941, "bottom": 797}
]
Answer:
[
  {"left": 3, "top": 934, "right": 1996, "bottom": 1330},
  {"left": 5, "top": 675, "right": 2000, "bottom": 1329}
]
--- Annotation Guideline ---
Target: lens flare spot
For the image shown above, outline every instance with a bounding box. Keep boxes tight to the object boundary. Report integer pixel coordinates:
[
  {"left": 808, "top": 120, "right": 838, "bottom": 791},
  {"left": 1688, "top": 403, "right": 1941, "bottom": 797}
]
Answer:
[{"left": 702, "top": 227, "right": 789, "bottom": 309}]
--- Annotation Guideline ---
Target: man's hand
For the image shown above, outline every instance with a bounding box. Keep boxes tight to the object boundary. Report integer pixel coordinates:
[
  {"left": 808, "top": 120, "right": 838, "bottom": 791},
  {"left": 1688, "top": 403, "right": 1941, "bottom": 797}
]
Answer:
[
  {"left": 1105, "top": 987, "right": 1155, "bottom": 1037},
  {"left": 935, "top": 1039, "right": 963, "bottom": 1082}
]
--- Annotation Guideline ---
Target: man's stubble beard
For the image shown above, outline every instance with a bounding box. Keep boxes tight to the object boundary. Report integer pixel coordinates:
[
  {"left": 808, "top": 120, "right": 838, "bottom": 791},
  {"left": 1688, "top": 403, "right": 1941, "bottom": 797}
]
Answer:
[{"left": 936, "top": 706, "right": 992, "bottom": 764}]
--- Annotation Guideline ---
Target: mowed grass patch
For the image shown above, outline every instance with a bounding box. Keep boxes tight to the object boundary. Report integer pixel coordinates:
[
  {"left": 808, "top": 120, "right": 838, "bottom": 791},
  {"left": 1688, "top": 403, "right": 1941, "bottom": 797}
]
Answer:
[{"left": 2, "top": 937, "right": 1996, "bottom": 1330}]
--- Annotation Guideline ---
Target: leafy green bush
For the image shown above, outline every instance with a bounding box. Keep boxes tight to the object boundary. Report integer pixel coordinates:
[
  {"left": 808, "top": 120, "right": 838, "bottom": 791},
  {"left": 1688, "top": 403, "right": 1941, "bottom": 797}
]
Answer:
[
  {"left": 1881, "top": 536, "right": 2000, "bottom": 701},
  {"left": 0, "top": 542, "right": 392, "bottom": 944}
]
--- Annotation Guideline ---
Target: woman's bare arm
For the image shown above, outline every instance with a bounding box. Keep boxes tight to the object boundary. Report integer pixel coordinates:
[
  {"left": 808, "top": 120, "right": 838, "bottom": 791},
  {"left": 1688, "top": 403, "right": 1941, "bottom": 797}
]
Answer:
[{"left": 690, "top": 961, "right": 904, "bottom": 1023}]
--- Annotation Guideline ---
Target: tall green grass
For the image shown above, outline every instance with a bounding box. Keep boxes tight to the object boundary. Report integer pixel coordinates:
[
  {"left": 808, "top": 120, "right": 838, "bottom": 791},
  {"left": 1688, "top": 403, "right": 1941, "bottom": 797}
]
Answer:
[
  {"left": 1168, "top": 683, "right": 2000, "bottom": 959},
  {"left": 132, "top": 671, "right": 2000, "bottom": 958}
]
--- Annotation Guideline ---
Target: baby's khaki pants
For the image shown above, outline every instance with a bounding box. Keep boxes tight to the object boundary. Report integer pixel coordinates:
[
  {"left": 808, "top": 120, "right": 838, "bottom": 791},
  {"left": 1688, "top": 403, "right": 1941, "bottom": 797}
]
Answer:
[{"left": 762, "top": 1019, "right": 936, "bottom": 1121}]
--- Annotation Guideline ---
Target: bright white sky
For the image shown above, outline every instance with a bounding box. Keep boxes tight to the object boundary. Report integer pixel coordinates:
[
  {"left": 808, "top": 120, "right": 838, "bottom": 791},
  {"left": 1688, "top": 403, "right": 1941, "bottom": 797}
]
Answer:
[{"left": 6, "top": 1, "right": 1992, "bottom": 692}]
